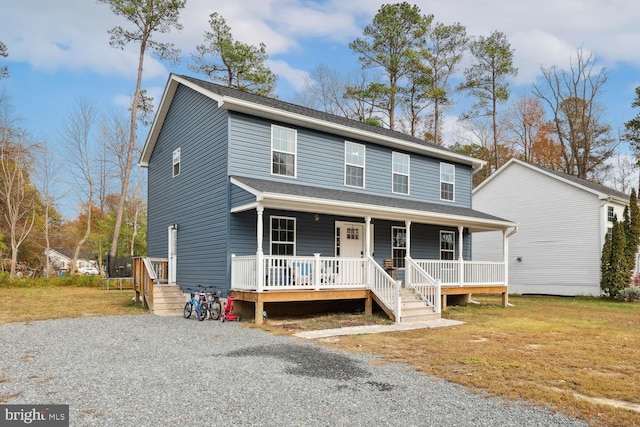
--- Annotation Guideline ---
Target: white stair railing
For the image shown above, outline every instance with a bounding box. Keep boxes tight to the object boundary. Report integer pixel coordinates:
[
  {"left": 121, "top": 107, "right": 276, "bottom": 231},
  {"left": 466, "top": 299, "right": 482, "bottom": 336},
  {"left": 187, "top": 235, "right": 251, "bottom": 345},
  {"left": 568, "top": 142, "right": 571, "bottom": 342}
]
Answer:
[{"left": 406, "top": 258, "right": 441, "bottom": 314}]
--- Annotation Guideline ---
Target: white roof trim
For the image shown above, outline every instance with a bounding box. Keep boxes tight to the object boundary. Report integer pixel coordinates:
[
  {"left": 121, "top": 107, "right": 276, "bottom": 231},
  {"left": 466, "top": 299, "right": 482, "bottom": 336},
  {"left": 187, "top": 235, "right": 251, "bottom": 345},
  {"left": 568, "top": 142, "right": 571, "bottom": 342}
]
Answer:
[
  {"left": 473, "top": 158, "right": 629, "bottom": 204},
  {"left": 140, "top": 74, "right": 485, "bottom": 170}
]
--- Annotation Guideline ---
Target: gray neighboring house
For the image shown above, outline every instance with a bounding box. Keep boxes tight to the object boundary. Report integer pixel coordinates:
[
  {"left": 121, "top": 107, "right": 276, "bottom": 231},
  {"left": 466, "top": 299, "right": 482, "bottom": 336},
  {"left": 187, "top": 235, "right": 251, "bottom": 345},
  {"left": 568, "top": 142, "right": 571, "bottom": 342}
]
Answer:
[
  {"left": 139, "top": 74, "right": 517, "bottom": 321},
  {"left": 472, "top": 158, "right": 633, "bottom": 297}
]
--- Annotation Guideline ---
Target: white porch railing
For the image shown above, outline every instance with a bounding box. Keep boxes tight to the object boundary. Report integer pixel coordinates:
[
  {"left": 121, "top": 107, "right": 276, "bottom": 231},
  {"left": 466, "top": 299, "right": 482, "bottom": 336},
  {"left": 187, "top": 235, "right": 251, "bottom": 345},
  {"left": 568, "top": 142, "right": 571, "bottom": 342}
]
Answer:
[
  {"left": 231, "top": 254, "right": 370, "bottom": 291},
  {"left": 414, "top": 259, "right": 504, "bottom": 286},
  {"left": 405, "top": 258, "right": 441, "bottom": 314}
]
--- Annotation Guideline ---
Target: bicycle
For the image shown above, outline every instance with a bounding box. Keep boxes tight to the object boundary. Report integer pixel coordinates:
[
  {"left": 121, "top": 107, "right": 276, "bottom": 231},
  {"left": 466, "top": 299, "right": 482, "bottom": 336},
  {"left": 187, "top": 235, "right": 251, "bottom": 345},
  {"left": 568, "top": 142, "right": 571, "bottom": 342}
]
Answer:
[
  {"left": 183, "top": 288, "right": 208, "bottom": 321},
  {"left": 203, "top": 286, "right": 222, "bottom": 320}
]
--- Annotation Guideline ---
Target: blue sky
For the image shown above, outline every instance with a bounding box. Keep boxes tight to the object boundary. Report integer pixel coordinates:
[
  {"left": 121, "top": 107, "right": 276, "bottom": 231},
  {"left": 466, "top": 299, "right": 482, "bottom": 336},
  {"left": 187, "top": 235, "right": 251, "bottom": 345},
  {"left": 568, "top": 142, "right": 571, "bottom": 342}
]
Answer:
[{"left": 1, "top": 0, "right": 640, "bottom": 217}]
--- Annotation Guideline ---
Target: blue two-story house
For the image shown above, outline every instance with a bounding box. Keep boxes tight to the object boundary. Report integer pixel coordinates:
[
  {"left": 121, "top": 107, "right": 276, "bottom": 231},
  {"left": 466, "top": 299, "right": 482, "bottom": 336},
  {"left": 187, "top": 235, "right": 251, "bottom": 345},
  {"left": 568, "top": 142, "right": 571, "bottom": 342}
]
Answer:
[{"left": 139, "top": 74, "right": 517, "bottom": 323}]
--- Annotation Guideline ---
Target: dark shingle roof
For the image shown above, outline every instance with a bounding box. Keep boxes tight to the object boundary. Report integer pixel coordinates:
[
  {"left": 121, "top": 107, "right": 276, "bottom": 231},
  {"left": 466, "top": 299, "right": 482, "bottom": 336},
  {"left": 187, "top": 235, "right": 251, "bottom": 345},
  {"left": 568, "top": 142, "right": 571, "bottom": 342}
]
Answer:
[
  {"left": 178, "top": 74, "right": 456, "bottom": 155},
  {"left": 233, "top": 176, "right": 513, "bottom": 225},
  {"left": 524, "top": 162, "right": 629, "bottom": 201}
]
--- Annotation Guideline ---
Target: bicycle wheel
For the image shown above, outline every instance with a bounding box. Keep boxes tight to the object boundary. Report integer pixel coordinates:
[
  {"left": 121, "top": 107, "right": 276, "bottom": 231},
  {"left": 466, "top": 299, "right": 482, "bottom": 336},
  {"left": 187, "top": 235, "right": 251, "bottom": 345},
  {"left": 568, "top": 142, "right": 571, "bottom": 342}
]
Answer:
[
  {"left": 209, "top": 301, "right": 221, "bottom": 320},
  {"left": 197, "top": 303, "right": 207, "bottom": 321},
  {"left": 183, "top": 302, "right": 192, "bottom": 319}
]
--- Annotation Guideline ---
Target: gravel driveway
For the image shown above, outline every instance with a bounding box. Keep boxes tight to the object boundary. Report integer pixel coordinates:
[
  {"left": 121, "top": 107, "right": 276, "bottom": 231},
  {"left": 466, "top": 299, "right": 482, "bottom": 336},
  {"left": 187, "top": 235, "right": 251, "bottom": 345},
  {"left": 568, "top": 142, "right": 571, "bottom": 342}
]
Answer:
[{"left": 0, "top": 315, "right": 586, "bottom": 426}]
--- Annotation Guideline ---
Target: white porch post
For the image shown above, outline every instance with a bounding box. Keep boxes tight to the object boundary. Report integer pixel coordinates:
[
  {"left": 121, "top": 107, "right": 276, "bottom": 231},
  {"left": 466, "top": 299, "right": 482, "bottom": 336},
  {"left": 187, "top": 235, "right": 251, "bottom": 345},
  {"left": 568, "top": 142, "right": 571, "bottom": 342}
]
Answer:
[
  {"left": 365, "top": 216, "right": 371, "bottom": 256},
  {"left": 405, "top": 220, "right": 411, "bottom": 286},
  {"left": 256, "top": 206, "right": 264, "bottom": 292},
  {"left": 458, "top": 225, "right": 464, "bottom": 285},
  {"left": 168, "top": 224, "right": 177, "bottom": 285}
]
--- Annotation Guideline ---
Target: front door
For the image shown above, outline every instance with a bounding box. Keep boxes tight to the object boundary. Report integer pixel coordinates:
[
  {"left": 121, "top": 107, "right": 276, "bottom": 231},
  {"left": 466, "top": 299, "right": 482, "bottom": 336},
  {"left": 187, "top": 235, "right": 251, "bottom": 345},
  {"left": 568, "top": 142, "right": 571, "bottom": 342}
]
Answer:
[{"left": 335, "top": 221, "right": 373, "bottom": 258}]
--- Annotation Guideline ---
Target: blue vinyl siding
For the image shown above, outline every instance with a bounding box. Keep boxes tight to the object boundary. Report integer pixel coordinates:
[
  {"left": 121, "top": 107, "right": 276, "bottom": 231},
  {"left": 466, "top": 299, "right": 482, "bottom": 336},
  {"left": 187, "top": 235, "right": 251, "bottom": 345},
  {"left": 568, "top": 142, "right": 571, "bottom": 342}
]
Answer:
[
  {"left": 227, "top": 112, "right": 472, "bottom": 208},
  {"left": 147, "top": 85, "right": 230, "bottom": 291}
]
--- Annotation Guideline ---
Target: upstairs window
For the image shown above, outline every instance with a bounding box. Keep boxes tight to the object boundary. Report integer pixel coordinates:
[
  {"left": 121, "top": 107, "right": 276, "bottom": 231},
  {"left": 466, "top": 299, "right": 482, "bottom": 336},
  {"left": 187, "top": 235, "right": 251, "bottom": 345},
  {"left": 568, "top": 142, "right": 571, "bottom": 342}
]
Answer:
[
  {"left": 440, "top": 231, "right": 455, "bottom": 260},
  {"left": 440, "top": 162, "right": 455, "bottom": 201},
  {"left": 392, "top": 152, "right": 410, "bottom": 194},
  {"left": 172, "top": 148, "right": 181, "bottom": 177},
  {"left": 607, "top": 206, "right": 614, "bottom": 222},
  {"left": 345, "top": 141, "right": 365, "bottom": 188},
  {"left": 271, "top": 125, "right": 296, "bottom": 177}
]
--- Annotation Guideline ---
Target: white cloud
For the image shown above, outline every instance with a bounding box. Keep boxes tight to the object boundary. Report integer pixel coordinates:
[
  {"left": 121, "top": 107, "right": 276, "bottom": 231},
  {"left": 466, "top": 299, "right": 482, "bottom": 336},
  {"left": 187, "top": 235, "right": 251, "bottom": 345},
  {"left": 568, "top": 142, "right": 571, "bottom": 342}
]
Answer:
[{"left": 266, "top": 60, "right": 309, "bottom": 92}]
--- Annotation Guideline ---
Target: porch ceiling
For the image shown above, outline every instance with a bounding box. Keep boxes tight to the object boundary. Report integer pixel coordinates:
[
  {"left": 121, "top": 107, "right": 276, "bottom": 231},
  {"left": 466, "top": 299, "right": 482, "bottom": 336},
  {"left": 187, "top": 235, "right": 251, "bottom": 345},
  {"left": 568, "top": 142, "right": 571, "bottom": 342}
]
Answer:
[{"left": 230, "top": 176, "right": 517, "bottom": 232}]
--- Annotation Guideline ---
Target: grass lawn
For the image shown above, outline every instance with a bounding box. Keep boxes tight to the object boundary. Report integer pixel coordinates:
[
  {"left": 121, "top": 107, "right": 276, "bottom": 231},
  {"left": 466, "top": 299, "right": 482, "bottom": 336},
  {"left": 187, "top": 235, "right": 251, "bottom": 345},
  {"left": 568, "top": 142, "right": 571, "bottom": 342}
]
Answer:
[
  {"left": 262, "top": 295, "right": 640, "bottom": 427},
  {"left": 1, "top": 282, "right": 639, "bottom": 426}
]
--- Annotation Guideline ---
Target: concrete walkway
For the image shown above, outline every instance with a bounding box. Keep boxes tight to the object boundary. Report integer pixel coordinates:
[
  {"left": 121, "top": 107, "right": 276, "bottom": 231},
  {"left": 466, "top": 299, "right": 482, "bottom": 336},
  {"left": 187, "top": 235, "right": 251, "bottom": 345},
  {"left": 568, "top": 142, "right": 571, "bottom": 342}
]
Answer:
[{"left": 294, "top": 318, "right": 463, "bottom": 339}]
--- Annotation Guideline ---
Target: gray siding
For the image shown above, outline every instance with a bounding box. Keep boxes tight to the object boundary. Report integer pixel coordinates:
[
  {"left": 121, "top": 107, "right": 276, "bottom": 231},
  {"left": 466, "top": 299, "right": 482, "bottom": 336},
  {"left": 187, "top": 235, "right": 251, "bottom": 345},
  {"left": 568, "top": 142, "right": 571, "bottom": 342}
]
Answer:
[
  {"left": 228, "top": 113, "right": 472, "bottom": 208},
  {"left": 147, "top": 85, "right": 230, "bottom": 291}
]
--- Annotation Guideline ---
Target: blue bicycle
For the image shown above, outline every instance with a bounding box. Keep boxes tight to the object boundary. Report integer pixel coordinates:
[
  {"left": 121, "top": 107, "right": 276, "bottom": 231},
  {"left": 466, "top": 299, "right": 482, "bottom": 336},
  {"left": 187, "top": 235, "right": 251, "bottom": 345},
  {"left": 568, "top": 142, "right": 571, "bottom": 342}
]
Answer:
[{"left": 183, "top": 288, "right": 208, "bottom": 321}]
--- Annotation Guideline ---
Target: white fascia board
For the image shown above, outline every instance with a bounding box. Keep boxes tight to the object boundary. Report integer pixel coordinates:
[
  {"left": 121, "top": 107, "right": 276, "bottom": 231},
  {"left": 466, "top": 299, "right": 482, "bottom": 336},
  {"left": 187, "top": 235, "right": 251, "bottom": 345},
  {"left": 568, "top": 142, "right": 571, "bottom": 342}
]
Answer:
[
  {"left": 259, "top": 192, "right": 516, "bottom": 231},
  {"left": 219, "top": 97, "right": 485, "bottom": 170},
  {"left": 139, "top": 74, "right": 227, "bottom": 167},
  {"left": 230, "top": 201, "right": 260, "bottom": 213},
  {"left": 229, "top": 177, "right": 264, "bottom": 200}
]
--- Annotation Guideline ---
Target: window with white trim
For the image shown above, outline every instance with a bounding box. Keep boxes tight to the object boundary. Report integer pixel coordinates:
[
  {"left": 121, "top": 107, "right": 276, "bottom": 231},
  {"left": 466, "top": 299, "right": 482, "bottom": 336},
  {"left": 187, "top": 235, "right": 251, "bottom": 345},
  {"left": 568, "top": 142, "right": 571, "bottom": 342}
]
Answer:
[
  {"left": 270, "top": 216, "right": 296, "bottom": 255},
  {"left": 392, "top": 226, "right": 406, "bottom": 268},
  {"left": 607, "top": 206, "right": 614, "bottom": 222},
  {"left": 271, "top": 125, "right": 296, "bottom": 177},
  {"left": 440, "top": 231, "right": 455, "bottom": 260},
  {"left": 345, "top": 141, "right": 365, "bottom": 188},
  {"left": 172, "top": 147, "right": 181, "bottom": 177},
  {"left": 440, "top": 162, "right": 454, "bottom": 201},
  {"left": 392, "top": 152, "right": 409, "bottom": 194}
]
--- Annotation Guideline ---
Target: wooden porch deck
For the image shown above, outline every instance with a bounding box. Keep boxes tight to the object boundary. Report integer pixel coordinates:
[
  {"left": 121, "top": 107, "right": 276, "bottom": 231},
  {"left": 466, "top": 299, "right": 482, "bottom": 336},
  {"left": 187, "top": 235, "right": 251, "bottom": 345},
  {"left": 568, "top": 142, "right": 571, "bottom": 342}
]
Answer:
[{"left": 230, "top": 288, "right": 375, "bottom": 324}]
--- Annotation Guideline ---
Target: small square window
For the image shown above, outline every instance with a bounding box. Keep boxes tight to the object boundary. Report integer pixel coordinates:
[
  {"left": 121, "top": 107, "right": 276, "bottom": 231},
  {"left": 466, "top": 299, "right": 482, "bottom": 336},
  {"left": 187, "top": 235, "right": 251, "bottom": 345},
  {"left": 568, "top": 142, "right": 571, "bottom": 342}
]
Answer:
[{"left": 172, "top": 148, "right": 181, "bottom": 177}]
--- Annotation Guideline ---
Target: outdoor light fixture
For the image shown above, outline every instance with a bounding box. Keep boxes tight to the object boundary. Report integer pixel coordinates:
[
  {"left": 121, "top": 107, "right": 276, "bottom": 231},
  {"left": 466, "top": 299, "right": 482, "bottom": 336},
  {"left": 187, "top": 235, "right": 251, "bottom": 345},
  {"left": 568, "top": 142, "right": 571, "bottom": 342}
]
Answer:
[{"left": 314, "top": 214, "right": 319, "bottom": 221}]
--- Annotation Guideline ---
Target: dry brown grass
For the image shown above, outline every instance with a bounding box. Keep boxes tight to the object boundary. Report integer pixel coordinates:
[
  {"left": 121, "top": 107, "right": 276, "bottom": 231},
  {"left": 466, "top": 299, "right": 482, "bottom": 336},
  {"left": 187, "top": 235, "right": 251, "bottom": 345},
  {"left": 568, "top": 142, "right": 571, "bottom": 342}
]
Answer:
[
  {"left": 259, "top": 295, "right": 640, "bottom": 427},
  {"left": 0, "top": 283, "right": 147, "bottom": 324}
]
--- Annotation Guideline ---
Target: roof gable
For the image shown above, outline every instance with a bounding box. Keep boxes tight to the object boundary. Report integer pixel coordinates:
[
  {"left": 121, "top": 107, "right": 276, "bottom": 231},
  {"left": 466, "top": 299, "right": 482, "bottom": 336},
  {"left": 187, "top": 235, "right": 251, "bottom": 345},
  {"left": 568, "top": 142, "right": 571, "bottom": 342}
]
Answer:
[
  {"left": 140, "top": 74, "right": 486, "bottom": 170},
  {"left": 473, "top": 158, "right": 629, "bottom": 203}
]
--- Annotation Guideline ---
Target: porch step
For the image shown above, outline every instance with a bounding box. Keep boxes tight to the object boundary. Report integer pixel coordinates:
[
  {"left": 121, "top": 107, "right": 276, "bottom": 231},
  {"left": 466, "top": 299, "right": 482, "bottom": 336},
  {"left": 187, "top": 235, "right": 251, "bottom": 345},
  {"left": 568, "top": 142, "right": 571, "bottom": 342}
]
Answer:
[
  {"left": 151, "top": 285, "right": 186, "bottom": 316},
  {"left": 399, "top": 287, "right": 440, "bottom": 323}
]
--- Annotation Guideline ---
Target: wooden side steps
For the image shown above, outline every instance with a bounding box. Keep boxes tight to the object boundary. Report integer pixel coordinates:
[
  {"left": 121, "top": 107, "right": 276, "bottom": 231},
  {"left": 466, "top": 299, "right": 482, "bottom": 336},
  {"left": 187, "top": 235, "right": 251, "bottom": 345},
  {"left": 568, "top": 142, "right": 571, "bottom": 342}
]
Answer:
[
  {"left": 400, "top": 287, "right": 440, "bottom": 323},
  {"left": 151, "top": 285, "right": 185, "bottom": 316}
]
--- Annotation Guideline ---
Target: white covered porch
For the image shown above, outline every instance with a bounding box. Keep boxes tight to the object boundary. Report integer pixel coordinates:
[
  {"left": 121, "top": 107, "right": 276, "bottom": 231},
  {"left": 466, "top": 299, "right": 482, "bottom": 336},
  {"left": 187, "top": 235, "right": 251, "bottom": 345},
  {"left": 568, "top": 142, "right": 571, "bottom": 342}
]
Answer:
[{"left": 229, "top": 176, "right": 518, "bottom": 324}]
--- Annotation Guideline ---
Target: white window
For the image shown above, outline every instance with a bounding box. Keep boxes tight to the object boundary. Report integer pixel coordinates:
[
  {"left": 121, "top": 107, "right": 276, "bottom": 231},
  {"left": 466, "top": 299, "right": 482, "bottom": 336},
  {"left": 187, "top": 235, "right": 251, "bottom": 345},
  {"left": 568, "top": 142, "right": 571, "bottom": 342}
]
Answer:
[
  {"left": 440, "top": 231, "right": 455, "bottom": 260},
  {"left": 392, "top": 226, "right": 406, "bottom": 268},
  {"left": 172, "top": 148, "right": 181, "bottom": 177},
  {"left": 271, "top": 125, "right": 296, "bottom": 177},
  {"left": 392, "top": 152, "right": 410, "bottom": 194},
  {"left": 270, "top": 216, "right": 296, "bottom": 255},
  {"left": 440, "top": 162, "right": 454, "bottom": 201},
  {"left": 345, "top": 141, "right": 365, "bottom": 188},
  {"left": 607, "top": 206, "right": 615, "bottom": 222}
]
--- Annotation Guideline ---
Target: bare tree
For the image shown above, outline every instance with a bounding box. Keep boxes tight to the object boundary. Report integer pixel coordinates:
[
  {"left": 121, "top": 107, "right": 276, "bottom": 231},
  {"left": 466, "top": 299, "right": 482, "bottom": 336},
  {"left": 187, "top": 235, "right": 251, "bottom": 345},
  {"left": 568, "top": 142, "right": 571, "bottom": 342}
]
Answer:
[
  {"left": 533, "top": 48, "right": 616, "bottom": 179},
  {"left": 35, "top": 144, "right": 63, "bottom": 277},
  {"left": 98, "top": 0, "right": 185, "bottom": 260},
  {"left": 60, "top": 99, "right": 98, "bottom": 274},
  {"left": 0, "top": 103, "right": 36, "bottom": 277}
]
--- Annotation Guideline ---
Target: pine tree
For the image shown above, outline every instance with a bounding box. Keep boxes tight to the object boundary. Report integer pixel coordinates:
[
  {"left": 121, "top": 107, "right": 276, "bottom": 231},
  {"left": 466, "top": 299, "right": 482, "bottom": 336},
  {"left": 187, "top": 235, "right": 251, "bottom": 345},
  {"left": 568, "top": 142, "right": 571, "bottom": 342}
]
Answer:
[
  {"left": 600, "top": 230, "right": 613, "bottom": 295},
  {"left": 610, "top": 218, "right": 630, "bottom": 296},
  {"left": 625, "top": 188, "right": 640, "bottom": 272}
]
